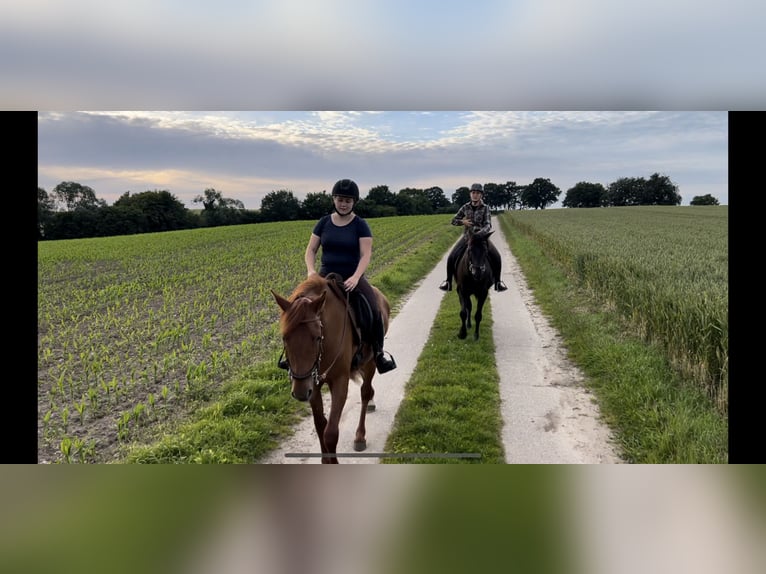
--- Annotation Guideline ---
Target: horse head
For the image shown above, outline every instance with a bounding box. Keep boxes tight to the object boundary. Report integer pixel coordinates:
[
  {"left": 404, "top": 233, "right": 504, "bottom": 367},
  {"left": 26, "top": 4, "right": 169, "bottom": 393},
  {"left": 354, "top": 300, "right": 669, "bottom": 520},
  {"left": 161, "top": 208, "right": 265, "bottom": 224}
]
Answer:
[
  {"left": 272, "top": 289, "right": 327, "bottom": 402},
  {"left": 466, "top": 230, "right": 493, "bottom": 282}
]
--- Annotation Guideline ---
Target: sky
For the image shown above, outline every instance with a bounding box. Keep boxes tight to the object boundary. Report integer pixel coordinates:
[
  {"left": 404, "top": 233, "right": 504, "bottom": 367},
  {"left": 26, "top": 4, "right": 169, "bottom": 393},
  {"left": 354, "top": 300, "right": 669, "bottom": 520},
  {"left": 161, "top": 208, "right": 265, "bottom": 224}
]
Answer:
[
  {"left": 37, "top": 111, "right": 728, "bottom": 209},
  {"left": 17, "top": 1, "right": 762, "bottom": 209}
]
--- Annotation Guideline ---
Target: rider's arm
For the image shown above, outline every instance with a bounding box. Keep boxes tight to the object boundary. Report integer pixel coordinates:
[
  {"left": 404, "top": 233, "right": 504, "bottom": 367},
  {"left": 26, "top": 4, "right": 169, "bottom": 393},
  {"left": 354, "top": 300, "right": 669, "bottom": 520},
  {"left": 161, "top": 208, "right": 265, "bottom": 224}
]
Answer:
[
  {"left": 345, "top": 236, "right": 372, "bottom": 291},
  {"left": 305, "top": 233, "right": 321, "bottom": 276},
  {"left": 475, "top": 206, "right": 492, "bottom": 234},
  {"left": 451, "top": 204, "right": 468, "bottom": 226}
]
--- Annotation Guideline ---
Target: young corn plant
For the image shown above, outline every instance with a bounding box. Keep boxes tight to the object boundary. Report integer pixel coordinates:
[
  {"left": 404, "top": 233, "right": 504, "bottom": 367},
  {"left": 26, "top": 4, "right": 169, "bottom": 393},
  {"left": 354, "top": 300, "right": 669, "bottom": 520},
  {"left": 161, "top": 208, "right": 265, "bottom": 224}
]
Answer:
[
  {"left": 42, "top": 409, "right": 53, "bottom": 437},
  {"left": 87, "top": 387, "right": 99, "bottom": 411},
  {"left": 117, "top": 412, "right": 131, "bottom": 441},
  {"left": 60, "top": 406, "right": 69, "bottom": 433},
  {"left": 132, "top": 403, "right": 146, "bottom": 426},
  {"left": 60, "top": 437, "right": 73, "bottom": 463},
  {"left": 74, "top": 399, "right": 87, "bottom": 424}
]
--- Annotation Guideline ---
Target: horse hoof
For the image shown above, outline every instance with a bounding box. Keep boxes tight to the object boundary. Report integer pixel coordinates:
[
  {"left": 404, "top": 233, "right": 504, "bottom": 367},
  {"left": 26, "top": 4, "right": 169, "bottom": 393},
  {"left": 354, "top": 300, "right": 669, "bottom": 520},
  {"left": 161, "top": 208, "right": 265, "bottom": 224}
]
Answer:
[
  {"left": 458, "top": 332, "right": 467, "bottom": 340},
  {"left": 366, "top": 401, "right": 376, "bottom": 412},
  {"left": 354, "top": 440, "right": 367, "bottom": 452}
]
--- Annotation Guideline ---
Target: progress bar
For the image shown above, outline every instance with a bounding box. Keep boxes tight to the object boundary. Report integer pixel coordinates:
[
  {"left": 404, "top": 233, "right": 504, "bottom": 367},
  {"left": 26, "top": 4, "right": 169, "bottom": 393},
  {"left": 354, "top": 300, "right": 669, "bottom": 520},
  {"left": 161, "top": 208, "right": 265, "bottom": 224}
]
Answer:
[{"left": 285, "top": 452, "right": 481, "bottom": 459}]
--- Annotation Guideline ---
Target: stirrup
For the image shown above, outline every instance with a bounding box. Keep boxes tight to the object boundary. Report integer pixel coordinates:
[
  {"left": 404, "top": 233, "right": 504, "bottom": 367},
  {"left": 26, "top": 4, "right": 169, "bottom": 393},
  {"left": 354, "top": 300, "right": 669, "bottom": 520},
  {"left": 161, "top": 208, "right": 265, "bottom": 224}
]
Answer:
[
  {"left": 375, "top": 351, "right": 397, "bottom": 374},
  {"left": 439, "top": 280, "right": 452, "bottom": 291}
]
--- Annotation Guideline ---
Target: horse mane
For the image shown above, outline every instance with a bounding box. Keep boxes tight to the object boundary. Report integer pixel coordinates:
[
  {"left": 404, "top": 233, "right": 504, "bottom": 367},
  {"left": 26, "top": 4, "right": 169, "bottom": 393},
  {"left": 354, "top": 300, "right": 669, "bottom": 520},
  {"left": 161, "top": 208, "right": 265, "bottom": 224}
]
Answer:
[
  {"left": 288, "top": 274, "right": 327, "bottom": 301},
  {"left": 279, "top": 275, "right": 328, "bottom": 336}
]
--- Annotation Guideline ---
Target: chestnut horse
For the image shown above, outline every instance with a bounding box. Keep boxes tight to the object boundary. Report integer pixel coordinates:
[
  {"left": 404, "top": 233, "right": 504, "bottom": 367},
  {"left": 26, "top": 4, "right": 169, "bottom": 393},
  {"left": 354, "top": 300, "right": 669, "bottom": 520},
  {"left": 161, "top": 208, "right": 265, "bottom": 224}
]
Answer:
[
  {"left": 454, "top": 229, "right": 494, "bottom": 340},
  {"left": 271, "top": 273, "right": 390, "bottom": 463}
]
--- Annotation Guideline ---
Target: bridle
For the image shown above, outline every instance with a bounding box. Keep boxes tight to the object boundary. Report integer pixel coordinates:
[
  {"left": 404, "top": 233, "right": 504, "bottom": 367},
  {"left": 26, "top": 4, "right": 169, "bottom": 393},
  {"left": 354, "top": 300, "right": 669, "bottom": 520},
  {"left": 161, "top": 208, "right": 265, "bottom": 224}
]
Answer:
[
  {"left": 466, "top": 237, "right": 488, "bottom": 276},
  {"left": 280, "top": 289, "right": 351, "bottom": 387},
  {"left": 284, "top": 316, "right": 324, "bottom": 386},
  {"left": 468, "top": 254, "right": 487, "bottom": 276}
]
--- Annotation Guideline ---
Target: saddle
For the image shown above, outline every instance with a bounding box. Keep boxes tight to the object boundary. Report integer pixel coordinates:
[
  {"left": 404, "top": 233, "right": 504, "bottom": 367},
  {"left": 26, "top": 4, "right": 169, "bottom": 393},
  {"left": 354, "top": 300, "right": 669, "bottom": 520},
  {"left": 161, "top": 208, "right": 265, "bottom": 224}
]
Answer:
[{"left": 324, "top": 273, "right": 374, "bottom": 359}]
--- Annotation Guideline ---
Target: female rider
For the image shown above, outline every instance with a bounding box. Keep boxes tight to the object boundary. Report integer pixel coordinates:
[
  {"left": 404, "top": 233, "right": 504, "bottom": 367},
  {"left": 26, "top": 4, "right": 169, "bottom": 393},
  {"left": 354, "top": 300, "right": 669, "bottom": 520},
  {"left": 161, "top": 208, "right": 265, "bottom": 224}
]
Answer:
[{"left": 303, "top": 179, "right": 397, "bottom": 374}]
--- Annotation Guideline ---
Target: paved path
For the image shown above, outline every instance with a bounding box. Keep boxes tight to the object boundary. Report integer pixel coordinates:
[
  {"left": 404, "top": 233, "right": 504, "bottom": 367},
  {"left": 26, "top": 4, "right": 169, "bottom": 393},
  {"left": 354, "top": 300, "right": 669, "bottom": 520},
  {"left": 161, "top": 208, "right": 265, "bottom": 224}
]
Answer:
[{"left": 258, "top": 223, "right": 621, "bottom": 464}]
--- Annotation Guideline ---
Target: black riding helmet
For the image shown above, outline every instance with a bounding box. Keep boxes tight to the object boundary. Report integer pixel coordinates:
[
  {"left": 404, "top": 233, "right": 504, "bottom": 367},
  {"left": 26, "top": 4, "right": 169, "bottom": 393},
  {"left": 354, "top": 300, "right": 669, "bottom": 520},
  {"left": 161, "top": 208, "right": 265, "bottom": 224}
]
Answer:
[{"left": 331, "top": 179, "right": 360, "bottom": 202}]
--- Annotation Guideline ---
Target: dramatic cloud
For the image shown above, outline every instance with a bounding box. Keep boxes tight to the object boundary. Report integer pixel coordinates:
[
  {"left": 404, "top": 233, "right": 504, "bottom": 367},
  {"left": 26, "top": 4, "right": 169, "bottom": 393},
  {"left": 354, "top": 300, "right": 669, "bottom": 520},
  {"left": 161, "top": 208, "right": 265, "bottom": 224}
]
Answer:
[{"left": 38, "top": 111, "right": 728, "bottom": 208}]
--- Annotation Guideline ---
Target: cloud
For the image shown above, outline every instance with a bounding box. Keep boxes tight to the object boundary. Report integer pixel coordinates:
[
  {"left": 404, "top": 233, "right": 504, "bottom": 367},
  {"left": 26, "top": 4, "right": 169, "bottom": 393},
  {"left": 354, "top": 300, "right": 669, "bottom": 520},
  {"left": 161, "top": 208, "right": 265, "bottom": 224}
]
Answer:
[{"left": 38, "top": 111, "right": 727, "bottom": 208}]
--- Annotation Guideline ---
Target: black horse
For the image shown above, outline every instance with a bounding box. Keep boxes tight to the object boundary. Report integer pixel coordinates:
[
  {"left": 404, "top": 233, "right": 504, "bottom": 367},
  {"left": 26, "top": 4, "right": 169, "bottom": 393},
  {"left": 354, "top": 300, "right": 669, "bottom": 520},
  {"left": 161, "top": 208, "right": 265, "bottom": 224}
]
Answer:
[{"left": 455, "top": 229, "right": 494, "bottom": 340}]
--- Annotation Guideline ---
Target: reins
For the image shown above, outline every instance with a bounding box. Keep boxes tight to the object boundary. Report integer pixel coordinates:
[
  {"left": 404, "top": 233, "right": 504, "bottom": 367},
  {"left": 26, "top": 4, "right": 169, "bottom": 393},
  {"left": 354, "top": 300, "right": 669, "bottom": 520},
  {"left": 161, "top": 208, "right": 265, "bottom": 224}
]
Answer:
[{"left": 317, "top": 286, "right": 350, "bottom": 383}]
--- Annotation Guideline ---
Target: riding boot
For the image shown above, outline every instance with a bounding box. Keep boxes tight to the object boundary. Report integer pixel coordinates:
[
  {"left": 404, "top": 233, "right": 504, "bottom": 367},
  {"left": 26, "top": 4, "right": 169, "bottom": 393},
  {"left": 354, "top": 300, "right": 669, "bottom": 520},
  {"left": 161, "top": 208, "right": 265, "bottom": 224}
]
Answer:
[
  {"left": 439, "top": 243, "right": 462, "bottom": 291},
  {"left": 439, "top": 253, "right": 454, "bottom": 291},
  {"left": 277, "top": 352, "right": 289, "bottom": 370},
  {"left": 372, "top": 313, "right": 397, "bottom": 374},
  {"left": 489, "top": 246, "right": 508, "bottom": 291}
]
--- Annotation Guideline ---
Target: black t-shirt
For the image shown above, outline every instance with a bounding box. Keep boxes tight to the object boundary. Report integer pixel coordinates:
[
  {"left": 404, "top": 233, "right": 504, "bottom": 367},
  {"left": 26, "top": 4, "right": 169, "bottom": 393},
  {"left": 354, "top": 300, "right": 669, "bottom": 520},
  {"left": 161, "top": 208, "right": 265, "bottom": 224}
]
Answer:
[{"left": 312, "top": 214, "right": 372, "bottom": 279}]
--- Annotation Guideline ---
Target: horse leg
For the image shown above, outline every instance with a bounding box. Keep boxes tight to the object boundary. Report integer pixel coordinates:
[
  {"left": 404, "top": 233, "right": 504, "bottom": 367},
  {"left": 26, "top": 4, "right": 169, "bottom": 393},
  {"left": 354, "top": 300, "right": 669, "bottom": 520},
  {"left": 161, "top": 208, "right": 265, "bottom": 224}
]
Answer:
[
  {"left": 323, "top": 379, "right": 349, "bottom": 464},
  {"left": 458, "top": 289, "right": 471, "bottom": 339},
  {"left": 354, "top": 363, "right": 376, "bottom": 451},
  {"left": 474, "top": 292, "right": 487, "bottom": 340},
  {"left": 309, "top": 386, "right": 329, "bottom": 459}
]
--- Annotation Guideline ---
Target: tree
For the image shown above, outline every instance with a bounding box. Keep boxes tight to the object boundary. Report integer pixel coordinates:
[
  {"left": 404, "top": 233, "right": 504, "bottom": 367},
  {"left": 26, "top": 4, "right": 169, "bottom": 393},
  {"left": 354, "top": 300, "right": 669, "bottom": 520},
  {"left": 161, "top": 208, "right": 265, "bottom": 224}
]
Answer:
[
  {"left": 260, "top": 190, "right": 302, "bottom": 221},
  {"left": 642, "top": 173, "right": 681, "bottom": 205},
  {"left": 395, "top": 188, "right": 433, "bottom": 215},
  {"left": 498, "top": 181, "right": 520, "bottom": 211},
  {"left": 562, "top": 182, "right": 607, "bottom": 208},
  {"left": 424, "top": 186, "right": 451, "bottom": 211},
  {"left": 366, "top": 185, "right": 397, "bottom": 207},
  {"left": 113, "top": 190, "right": 190, "bottom": 232},
  {"left": 520, "top": 178, "right": 561, "bottom": 209},
  {"left": 52, "top": 181, "right": 107, "bottom": 211},
  {"left": 690, "top": 194, "right": 720, "bottom": 206},
  {"left": 38, "top": 187, "right": 56, "bottom": 238},
  {"left": 607, "top": 177, "right": 645, "bottom": 206},
  {"left": 452, "top": 186, "right": 470, "bottom": 206},
  {"left": 192, "top": 188, "right": 246, "bottom": 226},
  {"left": 301, "top": 191, "right": 333, "bottom": 219},
  {"left": 482, "top": 182, "right": 503, "bottom": 211},
  {"left": 606, "top": 174, "right": 682, "bottom": 206},
  {"left": 193, "top": 188, "right": 245, "bottom": 211}
]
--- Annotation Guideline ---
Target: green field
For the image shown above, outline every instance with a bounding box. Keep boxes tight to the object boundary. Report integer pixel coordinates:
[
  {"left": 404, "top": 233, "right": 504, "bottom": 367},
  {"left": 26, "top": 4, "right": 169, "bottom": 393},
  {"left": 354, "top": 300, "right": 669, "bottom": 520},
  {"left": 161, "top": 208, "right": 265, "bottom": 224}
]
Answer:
[
  {"left": 37, "top": 207, "right": 727, "bottom": 463},
  {"left": 503, "top": 206, "right": 727, "bottom": 412}
]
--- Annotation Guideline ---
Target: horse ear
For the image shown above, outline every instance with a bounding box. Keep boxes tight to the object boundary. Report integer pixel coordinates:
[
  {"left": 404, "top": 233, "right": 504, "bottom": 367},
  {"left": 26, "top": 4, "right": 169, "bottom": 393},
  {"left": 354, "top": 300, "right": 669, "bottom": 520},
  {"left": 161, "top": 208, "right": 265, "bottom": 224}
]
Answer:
[{"left": 271, "top": 289, "right": 291, "bottom": 312}]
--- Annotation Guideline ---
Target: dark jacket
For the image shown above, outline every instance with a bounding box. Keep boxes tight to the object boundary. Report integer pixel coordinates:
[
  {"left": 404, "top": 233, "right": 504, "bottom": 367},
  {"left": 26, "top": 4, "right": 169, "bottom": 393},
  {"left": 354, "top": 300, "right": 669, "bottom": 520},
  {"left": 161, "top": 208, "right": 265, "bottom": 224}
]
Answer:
[{"left": 451, "top": 200, "right": 492, "bottom": 237}]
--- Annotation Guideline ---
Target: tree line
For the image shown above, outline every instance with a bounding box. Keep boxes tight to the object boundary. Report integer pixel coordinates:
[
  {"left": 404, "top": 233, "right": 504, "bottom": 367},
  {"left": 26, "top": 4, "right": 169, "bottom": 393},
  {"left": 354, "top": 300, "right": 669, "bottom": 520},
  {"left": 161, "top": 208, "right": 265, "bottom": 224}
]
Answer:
[{"left": 38, "top": 173, "right": 716, "bottom": 241}]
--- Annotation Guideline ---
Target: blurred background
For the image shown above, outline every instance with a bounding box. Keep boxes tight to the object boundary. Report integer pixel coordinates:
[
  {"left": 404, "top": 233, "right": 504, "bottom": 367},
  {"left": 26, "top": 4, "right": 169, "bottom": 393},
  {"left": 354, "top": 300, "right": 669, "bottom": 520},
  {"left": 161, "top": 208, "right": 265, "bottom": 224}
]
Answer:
[
  {"left": 4, "top": 1, "right": 764, "bottom": 109},
  {"left": 1, "top": 466, "right": 764, "bottom": 574}
]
